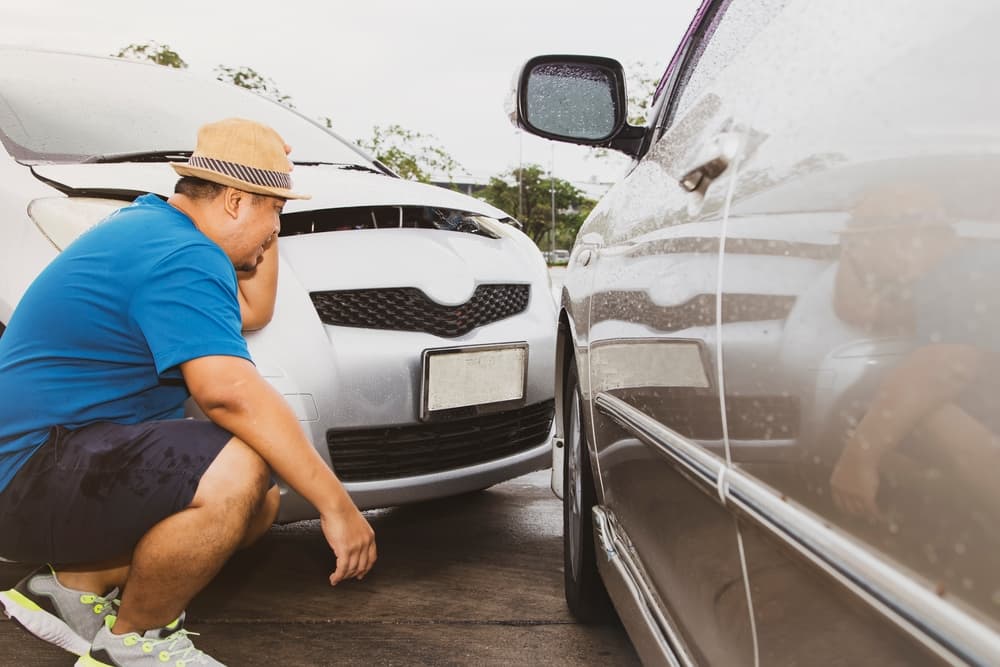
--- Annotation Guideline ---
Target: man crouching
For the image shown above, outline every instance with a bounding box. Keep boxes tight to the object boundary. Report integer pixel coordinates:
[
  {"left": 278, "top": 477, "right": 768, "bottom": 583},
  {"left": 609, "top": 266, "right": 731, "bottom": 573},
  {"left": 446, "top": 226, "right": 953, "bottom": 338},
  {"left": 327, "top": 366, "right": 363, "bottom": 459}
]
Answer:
[{"left": 0, "top": 118, "right": 376, "bottom": 666}]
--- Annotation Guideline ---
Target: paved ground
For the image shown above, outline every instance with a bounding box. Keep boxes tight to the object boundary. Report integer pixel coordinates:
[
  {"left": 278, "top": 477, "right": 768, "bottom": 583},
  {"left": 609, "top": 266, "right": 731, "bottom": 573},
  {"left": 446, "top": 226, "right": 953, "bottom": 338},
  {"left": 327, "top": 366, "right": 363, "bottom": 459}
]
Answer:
[{"left": 0, "top": 470, "right": 638, "bottom": 666}]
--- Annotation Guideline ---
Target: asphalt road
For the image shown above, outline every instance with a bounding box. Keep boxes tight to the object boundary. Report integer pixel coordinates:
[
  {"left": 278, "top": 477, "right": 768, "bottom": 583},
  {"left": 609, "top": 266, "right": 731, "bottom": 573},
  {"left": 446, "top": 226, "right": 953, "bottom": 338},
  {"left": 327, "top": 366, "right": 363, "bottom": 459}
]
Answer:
[{"left": 0, "top": 470, "right": 639, "bottom": 666}]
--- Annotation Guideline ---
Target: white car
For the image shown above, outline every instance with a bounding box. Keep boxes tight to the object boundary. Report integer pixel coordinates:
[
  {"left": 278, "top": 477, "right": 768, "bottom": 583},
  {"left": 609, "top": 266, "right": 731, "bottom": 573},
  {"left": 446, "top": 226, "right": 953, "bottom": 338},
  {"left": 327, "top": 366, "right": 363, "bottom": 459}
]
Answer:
[{"left": 0, "top": 48, "right": 556, "bottom": 521}]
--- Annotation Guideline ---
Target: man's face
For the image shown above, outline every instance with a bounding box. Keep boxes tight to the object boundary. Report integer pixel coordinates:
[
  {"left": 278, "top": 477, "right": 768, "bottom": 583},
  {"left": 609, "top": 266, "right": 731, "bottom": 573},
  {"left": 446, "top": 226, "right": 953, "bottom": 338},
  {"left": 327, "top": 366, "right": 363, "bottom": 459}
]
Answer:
[{"left": 232, "top": 194, "right": 285, "bottom": 271}]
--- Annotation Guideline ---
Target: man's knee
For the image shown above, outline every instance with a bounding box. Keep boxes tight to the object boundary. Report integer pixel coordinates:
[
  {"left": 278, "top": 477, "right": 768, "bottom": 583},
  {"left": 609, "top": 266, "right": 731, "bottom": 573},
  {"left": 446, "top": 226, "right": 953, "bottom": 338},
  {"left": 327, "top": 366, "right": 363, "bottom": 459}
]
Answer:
[
  {"left": 191, "top": 437, "right": 270, "bottom": 516},
  {"left": 261, "top": 484, "right": 280, "bottom": 522},
  {"left": 240, "top": 485, "right": 280, "bottom": 550}
]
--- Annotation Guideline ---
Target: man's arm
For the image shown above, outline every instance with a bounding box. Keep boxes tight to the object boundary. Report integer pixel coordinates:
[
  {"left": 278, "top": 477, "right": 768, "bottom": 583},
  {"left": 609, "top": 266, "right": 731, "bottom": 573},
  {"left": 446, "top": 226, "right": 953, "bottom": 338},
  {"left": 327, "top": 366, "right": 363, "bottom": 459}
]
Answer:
[
  {"left": 180, "top": 354, "right": 376, "bottom": 584},
  {"left": 237, "top": 233, "right": 279, "bottom": 331}
]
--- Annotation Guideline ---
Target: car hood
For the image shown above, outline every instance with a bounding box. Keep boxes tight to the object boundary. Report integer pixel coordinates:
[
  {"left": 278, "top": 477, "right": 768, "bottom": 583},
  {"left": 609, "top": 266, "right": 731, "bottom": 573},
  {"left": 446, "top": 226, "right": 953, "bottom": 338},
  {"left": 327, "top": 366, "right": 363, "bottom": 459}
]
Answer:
[
  {"left": 30, "top": 163, "right": 512, "bottom": 220},
  {"left": 279, "top": 228, "right": 538, "bottom": 305},
  {"left": 29, "top": 162, "right": 545, "bottom": 306}
]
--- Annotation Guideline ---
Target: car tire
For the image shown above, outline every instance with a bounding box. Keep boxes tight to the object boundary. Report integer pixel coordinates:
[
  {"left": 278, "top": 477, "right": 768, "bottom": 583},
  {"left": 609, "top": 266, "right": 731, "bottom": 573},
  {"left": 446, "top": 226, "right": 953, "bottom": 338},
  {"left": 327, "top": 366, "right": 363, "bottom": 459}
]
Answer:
[{"left": 563, "top": 362, "right": 614, "bottom": 623}]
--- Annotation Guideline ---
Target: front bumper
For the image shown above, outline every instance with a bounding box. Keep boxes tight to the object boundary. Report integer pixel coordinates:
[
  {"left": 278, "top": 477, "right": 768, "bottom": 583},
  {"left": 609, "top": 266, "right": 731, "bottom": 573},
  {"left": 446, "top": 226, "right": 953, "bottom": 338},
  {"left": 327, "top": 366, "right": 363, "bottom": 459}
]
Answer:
[
  {"left": 244, "top": 278, "right": 556, "bottom": 518},
  {"left": 278, "top": 422, "right": 553, "bottom": 520}
]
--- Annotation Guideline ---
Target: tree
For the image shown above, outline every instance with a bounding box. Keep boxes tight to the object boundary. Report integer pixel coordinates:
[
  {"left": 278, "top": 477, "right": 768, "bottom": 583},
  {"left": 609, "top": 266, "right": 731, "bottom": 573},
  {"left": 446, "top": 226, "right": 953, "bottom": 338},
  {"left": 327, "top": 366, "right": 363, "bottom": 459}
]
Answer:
[
  {"left": 587, "top": 60, "right": 662, "bottom": 163},
  {"left": 625, "top": 60, "right": 662, "bottom": 126},
  {"left": 113, "top": 42, "right": 188, "bottom": 69},
  {"left": 477, "top": 165, "right": 595, "bottom": 248},
  {"left": 115, "top": 43, "right": 460, "bottom": 182},
  {"left": 214, "top": 65, "right": 294, "bottom": 107},
  {"left": 356, "top": 124, "right": 461, "bottom": 183}
]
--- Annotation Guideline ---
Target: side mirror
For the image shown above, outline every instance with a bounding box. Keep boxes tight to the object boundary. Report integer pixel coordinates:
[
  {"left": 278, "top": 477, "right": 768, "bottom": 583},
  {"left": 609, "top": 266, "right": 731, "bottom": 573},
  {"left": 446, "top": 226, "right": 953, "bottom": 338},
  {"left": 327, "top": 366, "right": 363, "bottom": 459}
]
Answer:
[{"left": 508, "top": 55, "right": 645, "bottom": 157}]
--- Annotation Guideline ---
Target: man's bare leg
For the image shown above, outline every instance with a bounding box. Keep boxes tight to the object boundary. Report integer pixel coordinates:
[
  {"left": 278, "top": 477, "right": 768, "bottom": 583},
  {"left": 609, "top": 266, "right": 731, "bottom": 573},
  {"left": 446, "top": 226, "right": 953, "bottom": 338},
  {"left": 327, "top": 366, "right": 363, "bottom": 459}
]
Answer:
[
  {"left": 911, "top": 403, "right": 1000, "bottom": 507},
  {"left": 51, "top": 472, "right": 279, "bottom": 597},
  {"left": 112, "top": 437, "right": 270, "bottom": 635},
  {"left": 53, "top": 558, "right": 130, "bottom": 596},
  {"left": 240, "top": 485, "right": 280, "bottom": 550},
  {"left": 831, "top": 344, "right": 982, "bottom": 517}
]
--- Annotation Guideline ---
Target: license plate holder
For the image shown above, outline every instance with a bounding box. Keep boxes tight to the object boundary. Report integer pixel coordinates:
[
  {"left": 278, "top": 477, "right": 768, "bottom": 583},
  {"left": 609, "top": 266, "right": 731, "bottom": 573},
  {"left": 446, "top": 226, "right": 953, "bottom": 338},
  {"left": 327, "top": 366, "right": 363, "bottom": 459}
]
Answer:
[{"left": 420, "top": 343, "right": 528, "bottom": 421}]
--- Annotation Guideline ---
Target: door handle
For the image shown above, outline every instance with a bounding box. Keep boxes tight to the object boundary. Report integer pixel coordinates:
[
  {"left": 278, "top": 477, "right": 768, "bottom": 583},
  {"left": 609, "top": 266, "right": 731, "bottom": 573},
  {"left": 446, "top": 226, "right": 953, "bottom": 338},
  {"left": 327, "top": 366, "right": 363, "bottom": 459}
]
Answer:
[
  {"left": 576, "top": 232, "right": 604, "bottom": 267},
  {"left": 679, "top": 132, "right": 743, "bottom": 193}
]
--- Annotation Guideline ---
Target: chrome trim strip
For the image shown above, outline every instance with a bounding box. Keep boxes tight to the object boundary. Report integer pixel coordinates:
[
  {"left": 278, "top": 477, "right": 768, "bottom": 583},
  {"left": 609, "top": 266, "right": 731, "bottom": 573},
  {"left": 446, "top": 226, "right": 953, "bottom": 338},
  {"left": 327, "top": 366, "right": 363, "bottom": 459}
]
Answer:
[
  {"left": 594, "top": 507, "right": 690, "bottom": 667},
  {"left": 595, "top": 392, "right": 722, "bottom": 491},
  {"left": 726, "top": 466, "right": 1000, "bottom": 666},
  {"left": 594, "top": 391, "right": 1000, "bottom": 665}
]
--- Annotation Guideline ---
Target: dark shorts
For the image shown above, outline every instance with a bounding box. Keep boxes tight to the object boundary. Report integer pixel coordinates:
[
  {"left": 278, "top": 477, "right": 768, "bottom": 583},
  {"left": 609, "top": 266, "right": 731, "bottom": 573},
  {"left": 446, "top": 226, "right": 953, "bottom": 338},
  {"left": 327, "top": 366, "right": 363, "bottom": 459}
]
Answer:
[{"left": 0, "top": 419, "right": 234, "bottom": 564}]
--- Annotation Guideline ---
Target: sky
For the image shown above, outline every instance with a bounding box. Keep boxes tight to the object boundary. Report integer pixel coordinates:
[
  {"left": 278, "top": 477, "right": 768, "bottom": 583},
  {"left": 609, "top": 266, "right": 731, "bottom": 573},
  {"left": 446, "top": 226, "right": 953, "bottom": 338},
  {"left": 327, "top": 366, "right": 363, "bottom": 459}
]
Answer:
[{"left": 0, "top": 0, "right": 701, "bottom": 196}]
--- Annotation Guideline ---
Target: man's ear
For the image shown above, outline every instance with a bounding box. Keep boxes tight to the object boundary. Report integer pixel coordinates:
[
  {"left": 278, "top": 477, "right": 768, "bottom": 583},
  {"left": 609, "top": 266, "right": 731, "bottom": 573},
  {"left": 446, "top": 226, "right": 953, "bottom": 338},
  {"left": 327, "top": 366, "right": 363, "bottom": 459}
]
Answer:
[{"left": 222, "top": 187, "right": 245, "bottom": 219}]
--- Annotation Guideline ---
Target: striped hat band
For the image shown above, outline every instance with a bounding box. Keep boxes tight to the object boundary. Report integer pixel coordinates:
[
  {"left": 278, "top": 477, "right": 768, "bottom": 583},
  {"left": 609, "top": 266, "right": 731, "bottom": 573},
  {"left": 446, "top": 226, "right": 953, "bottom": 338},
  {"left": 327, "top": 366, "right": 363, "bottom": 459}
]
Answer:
[{"left": 188, "top": 155, "right": 292, "bottom": 191}]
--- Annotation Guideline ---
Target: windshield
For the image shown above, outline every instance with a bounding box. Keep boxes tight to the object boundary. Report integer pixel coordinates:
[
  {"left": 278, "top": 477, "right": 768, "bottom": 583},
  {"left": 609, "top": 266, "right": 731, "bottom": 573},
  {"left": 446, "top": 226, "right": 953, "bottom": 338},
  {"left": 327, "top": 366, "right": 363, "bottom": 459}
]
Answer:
[{"left": 0, "top": 49, "right": 376, "bottom": 167}]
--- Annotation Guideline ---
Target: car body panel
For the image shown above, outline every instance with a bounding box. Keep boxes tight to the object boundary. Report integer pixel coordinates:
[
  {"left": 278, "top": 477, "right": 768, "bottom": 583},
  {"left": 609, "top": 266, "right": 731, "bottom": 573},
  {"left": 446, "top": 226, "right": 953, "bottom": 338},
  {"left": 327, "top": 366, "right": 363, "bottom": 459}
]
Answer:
[
  {"left": 535, "top": 0, "right": 1000, "bottom": 663},
  {"left": 718, "top": 2, "right": 1000, "bottom": 661},
  {"left": 574, "top": 25, "right": 760, "bottom": 657},
  {"left": 30, "top": 163, "right": 514, "bottom": 221}
]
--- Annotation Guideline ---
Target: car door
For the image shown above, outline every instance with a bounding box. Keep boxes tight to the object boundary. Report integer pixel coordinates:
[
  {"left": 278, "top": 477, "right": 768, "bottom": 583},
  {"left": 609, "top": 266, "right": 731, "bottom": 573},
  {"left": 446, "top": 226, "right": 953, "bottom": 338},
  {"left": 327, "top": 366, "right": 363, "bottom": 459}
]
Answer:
[
  {"left": 718, "top": 0, "right": 1000, "bottom": 663},
  {"left": 582, "top": 2, "right": 787, "bottom": 663}
]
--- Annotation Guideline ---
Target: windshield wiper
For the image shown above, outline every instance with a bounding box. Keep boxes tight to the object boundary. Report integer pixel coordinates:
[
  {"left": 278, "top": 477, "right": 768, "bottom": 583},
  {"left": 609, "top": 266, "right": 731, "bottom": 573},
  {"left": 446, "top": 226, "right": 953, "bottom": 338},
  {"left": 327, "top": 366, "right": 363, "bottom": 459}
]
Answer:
[
  {"left": 293, "top": 161, "right": 385, "bottom": 175},
  {"left": 84, "top": 150, "right": 194, "bottom": 164}
]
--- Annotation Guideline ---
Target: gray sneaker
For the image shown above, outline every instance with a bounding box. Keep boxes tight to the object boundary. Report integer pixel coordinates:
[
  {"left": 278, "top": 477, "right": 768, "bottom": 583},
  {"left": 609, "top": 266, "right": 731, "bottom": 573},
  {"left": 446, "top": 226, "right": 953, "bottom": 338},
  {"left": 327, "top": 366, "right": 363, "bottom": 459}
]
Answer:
[
  {"left": 76, "top": 614, "right": 225, "bottom": 667},
  {"left": 0, "top": 564, "right": 119, "bottom": 656}
]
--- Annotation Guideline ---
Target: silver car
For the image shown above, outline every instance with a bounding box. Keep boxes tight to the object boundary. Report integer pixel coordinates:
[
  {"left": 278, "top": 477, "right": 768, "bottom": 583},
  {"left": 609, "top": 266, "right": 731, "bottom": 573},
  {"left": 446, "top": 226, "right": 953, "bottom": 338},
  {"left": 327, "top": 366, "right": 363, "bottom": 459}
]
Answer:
[
  {"left": 0, "top": 48, "right": 556, "bottom": 521},
  {"left": 512, "top": 0, "right": 1000, "bottom": 664}
]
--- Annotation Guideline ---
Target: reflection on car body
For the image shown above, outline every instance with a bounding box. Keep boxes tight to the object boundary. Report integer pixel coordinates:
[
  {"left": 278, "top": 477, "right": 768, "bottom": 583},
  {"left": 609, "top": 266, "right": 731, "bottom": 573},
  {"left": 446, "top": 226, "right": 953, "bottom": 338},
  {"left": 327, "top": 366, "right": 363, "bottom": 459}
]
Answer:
[
  {"left": 512, "top": 0, "right": 1000, "bottom": 664},
  {"left": 0, "top": 48, "right": 557, "bottom": 520}
]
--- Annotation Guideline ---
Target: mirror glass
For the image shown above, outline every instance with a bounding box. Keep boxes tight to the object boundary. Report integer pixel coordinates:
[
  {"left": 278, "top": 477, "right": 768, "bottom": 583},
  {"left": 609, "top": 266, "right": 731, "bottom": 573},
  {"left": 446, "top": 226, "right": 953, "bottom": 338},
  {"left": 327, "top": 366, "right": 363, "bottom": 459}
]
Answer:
[{"left": 525, "top": 63, "right": 618, "bottom": 141}]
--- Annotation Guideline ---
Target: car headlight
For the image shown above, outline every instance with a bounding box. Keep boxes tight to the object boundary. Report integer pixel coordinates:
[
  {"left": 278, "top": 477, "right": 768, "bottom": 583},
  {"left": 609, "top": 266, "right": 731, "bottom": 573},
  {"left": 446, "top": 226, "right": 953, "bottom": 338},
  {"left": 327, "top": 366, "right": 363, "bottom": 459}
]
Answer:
[{"left": 27, "top": 197, "right": 127, "bottom": 251}]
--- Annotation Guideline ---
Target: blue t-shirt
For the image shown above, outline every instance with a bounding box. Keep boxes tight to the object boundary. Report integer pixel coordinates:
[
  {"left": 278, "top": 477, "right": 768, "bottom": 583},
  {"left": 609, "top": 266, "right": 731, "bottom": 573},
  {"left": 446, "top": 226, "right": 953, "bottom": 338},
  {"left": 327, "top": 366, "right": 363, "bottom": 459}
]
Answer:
[
  {"left": 0, "top": 194, "right": 252, "bottom": 492},
  {"left": 914, "top": 244, "right": 1000, "bottom": 352}
]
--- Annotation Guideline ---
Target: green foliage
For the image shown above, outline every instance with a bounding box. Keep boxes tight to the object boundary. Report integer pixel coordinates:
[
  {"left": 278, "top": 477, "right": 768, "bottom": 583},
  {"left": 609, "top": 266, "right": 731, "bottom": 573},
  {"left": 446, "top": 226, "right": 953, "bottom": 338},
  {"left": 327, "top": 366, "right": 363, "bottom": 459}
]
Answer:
[
  {"left": 113, "top": 42, "right": 188, "bottom": 69},
  {"left": 477, "top": 165, "right": 595, "bottom": 248},
  {"left": 214, "top": 65, "right": 294, "bottom": 107},
  {"left": 357, "top": 124, "right": 462, "bottom": 183},
  {"left": 625, "top": 60, "right": 661, "bottom": 126},
  {"left": 115, "top": 42, "right": 307, "bottom": 117},
  {"left": 589, "top": 60, "right": 662, "bottom": 161}
]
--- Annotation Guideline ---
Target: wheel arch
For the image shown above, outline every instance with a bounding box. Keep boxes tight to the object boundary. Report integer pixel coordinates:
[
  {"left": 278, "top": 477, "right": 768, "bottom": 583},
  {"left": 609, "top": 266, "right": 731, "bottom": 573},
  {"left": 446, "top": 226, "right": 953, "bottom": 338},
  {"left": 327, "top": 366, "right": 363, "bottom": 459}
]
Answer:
[
  {"left": 555, "top": 309, "right": 575, "bottom": 445},
  {"left": 555, "top": 306, "right": 605, "bottom": 503}
]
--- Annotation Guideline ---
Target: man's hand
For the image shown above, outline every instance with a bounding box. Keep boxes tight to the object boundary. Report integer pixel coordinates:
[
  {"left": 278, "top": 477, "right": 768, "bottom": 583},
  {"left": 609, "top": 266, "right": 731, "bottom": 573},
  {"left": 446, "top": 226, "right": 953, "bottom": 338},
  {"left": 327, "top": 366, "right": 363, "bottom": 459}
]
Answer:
[
  {"left": 182, "top": 355, "right": 378, "bottom": 583},
  {"left": 321, "top": 506, "right": 377, "bottom": 585},
  {"left": 830, "top": 436, "right": 883, "bottom": 521},
  {"left": 237, "top": 232, "right": 279, "bottom": 331}
]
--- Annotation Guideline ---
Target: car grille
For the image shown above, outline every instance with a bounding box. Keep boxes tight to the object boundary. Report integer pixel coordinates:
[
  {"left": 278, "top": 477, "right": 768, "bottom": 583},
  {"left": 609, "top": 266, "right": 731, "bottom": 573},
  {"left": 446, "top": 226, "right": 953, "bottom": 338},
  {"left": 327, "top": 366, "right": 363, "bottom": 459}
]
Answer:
[
  {"left": 326, "top": 400, "right": 554, "bottom": 482},
  {"left": 591, "top": 292, "right": 798, "bottom": 331},
  {"left": 310, "top": 284, "right": 530, "bottom": 337}
]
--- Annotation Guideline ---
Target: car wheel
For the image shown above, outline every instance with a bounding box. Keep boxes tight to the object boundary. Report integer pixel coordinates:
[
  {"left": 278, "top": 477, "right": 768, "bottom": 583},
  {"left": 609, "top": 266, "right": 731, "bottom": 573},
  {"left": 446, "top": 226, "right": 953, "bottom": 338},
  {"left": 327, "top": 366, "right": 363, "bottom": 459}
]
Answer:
[{"left": 563, "top": 362, "right": 614, "bottom": 622}]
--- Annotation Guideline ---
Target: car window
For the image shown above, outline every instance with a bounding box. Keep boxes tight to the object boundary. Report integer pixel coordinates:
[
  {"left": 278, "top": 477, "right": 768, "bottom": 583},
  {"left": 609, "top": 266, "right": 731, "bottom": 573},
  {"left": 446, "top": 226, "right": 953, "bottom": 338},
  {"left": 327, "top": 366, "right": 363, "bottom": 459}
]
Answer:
[
  {"left": 655, "top": 0, "right": 787, "bottom": 139},
  {"left": 0, "top": 50, "right": 374, "bottom": 167}
]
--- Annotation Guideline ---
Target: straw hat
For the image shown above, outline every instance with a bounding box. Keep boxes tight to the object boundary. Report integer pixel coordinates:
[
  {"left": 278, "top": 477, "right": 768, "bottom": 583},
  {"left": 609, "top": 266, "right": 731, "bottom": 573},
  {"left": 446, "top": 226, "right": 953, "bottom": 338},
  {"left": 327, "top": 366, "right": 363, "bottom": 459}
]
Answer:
[{"left": 171, "top": 118, "right": 310, "bottom": 200}]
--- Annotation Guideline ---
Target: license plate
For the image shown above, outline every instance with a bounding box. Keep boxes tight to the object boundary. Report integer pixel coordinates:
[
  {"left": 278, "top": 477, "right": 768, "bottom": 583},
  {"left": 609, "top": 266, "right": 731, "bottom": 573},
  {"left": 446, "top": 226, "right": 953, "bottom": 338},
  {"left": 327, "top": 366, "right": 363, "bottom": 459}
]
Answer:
[{"left": 421, "top": 343, "right": 528, "bottom": 419}]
